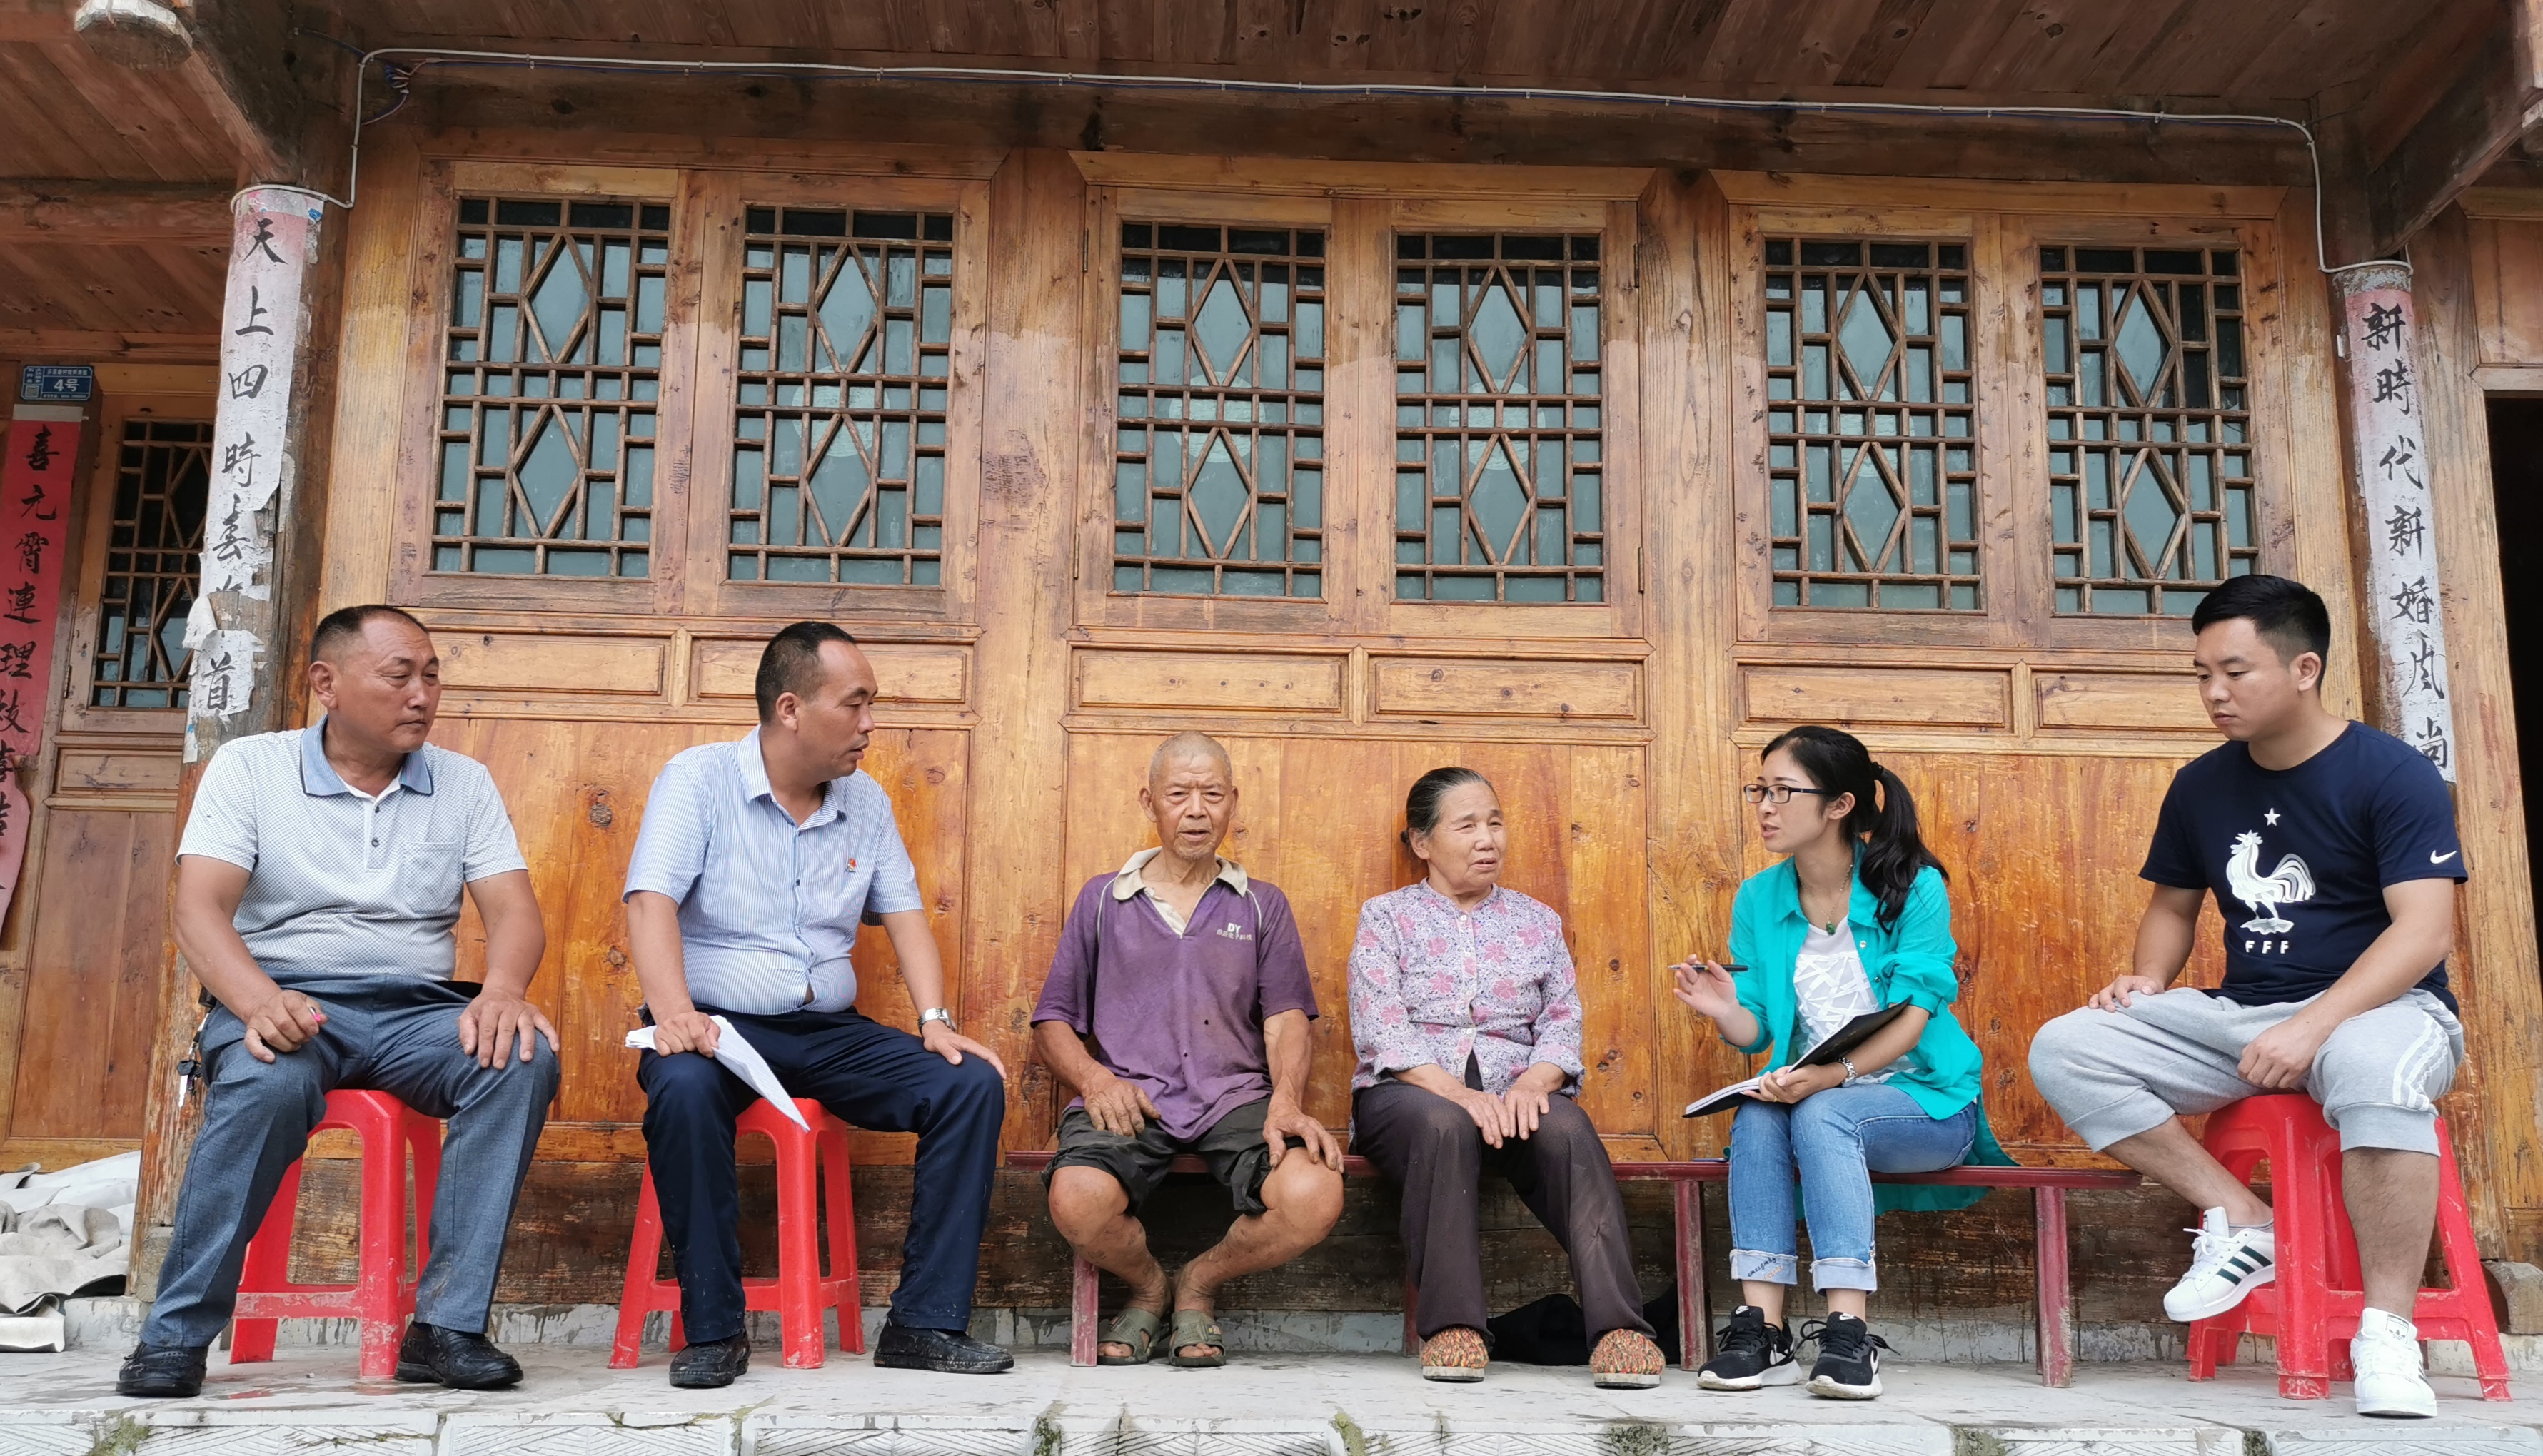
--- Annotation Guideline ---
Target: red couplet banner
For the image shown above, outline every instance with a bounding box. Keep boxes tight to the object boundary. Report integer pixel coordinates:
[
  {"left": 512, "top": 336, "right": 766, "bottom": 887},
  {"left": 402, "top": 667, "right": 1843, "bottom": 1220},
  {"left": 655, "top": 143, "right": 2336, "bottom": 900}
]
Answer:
[{"left": 0, "top": 405, "right": 81, "bottom": 929}]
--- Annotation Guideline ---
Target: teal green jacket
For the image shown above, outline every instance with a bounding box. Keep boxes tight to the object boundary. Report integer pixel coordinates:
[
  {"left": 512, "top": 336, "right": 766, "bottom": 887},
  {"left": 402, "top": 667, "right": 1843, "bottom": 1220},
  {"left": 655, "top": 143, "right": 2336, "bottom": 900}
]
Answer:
[{"left": 1722, "top": 851, "right": 2013, "bottom": 1213}]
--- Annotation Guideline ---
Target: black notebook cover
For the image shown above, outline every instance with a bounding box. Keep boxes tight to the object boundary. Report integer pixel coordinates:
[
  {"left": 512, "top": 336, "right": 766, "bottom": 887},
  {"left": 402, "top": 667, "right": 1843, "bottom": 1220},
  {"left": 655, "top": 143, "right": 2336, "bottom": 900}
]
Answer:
[{"left": 1680, "top": 1002, "right": 1913, "bottom": 1117}]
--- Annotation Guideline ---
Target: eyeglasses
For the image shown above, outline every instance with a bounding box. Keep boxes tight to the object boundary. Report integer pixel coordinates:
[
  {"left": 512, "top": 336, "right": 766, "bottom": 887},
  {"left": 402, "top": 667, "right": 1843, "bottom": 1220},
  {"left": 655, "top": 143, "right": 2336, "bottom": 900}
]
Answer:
[{"left": 1742, "top": 784, "right": 1835, "bottom": 805}]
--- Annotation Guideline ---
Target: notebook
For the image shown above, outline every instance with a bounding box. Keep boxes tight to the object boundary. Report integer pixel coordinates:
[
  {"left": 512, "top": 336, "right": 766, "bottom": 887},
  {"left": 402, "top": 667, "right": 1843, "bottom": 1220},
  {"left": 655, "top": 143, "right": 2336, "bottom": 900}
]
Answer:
[{"left": 1680, "top": 1003, "right": 1914, "bottom": 1117}]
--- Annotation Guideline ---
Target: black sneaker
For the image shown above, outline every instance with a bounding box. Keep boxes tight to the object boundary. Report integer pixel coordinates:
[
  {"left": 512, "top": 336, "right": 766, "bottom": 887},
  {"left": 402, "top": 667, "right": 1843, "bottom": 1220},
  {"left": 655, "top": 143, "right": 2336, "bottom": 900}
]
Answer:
[
  {"left": 1800, "top": 1313, "right": 1890, "bottom": 1400},
  {"left": 668, "top": 1334, "right": 750, "bottom": 1390},
  {"left": 1696, "top": 1305, "right": 1798, "bottom": 1391},
  {"left": 115, "top": 1343, "right": 208, "bottom": 1398}
]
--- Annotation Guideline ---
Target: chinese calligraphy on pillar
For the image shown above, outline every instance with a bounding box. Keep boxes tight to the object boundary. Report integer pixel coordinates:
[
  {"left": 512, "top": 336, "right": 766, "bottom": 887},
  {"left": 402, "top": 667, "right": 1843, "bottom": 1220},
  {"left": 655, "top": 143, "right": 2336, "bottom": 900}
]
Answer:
[
  {"left": 0, "top": 403, "right": 81, "bottom": 926},
  {"left": 188, "top": 188, "right": 323, "bottom": 758},
  {"left": 2338, "top": 266, "right": 2455, "bottom": 782}
]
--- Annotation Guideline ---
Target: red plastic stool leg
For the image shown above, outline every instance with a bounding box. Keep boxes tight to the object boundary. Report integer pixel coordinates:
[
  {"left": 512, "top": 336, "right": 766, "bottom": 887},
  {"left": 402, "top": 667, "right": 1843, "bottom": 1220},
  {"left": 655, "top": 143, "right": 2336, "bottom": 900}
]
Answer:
[
  {"left": 2432, "top": 1122, "right": 2515, "bottom": 1400},
  {"left": 820, "top": 1120, "right": 863, "bottom": 1354},
  {"left": 226, "top": 1160, "right": 306, "bottom": 1365},
  {"left": 353, "top": 1100, "right": 410, "bottom": 1379},
  {"left": 2270, "top": 1109, "right": 2334, "bottom": 1400},
  {"left": 773, "top": 1118, "right": 827, "bottom": 1368},
  {"left": 610, "top": 1168, "right": 669, "bottom": 1370}
]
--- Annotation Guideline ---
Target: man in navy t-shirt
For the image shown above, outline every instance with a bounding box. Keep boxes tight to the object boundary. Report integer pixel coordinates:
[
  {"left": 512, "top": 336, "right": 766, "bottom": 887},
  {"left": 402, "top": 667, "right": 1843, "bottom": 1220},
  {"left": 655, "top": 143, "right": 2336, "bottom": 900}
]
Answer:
[{"left": 2030, "top": 575, "right": 2464, "bottom": 1420}]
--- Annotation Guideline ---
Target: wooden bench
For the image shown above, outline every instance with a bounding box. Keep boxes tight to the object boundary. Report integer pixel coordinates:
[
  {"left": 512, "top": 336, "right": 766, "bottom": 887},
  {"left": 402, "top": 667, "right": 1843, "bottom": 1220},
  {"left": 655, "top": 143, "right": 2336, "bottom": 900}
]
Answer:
[{"left": 1004, "top": 1149, "right": 2137, "bottom": 1384}]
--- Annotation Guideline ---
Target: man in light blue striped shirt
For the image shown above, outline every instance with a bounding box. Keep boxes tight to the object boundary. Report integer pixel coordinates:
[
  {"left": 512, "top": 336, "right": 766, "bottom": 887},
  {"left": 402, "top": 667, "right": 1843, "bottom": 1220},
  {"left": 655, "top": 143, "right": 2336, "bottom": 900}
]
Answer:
[{"left": 624, "top": 622, "right": 1009, "bottom": 1387}]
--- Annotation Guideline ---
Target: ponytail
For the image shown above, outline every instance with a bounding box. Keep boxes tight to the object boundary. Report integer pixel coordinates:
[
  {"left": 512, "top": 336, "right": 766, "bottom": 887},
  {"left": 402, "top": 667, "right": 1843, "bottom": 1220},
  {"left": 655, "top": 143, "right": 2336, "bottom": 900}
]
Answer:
[{"left": 1759, "top": 724, "right": 1946, "bottom": 929}]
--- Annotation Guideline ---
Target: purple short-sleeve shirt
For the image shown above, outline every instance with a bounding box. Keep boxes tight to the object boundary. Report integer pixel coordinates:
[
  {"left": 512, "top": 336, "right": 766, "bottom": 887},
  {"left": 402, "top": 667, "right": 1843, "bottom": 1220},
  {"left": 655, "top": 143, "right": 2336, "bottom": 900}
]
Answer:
[{"left": 1031, "top": 854, "right": 1319, "bottom": 1143}]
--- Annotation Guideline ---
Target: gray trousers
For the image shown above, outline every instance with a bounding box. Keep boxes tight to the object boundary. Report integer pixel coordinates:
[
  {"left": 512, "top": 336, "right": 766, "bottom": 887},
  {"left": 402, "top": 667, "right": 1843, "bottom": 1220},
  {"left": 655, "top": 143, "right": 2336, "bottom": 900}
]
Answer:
[
  {"left": 143, "top": 974, "right": 559, "bottom": 1348},
  {"left": 2028, "top": 986, "right": 2462, "bottom": 1156}
]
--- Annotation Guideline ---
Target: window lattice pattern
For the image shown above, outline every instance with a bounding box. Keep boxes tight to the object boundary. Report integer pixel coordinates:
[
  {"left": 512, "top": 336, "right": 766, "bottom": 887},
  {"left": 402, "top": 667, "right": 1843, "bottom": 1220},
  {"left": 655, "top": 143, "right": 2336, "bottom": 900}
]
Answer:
[
  {"left": 435, "top": 197, "right": 667, "bottom": 578},
  {"left": 2043, "top": 246, "right": 2256, "bottom": 615},
  {"left": 1766, "top": 239, "right": 1978, "bottom": 610},
  {"left": 1394, "top": 233, "right": 1604, "bottom": 603},
  {"left": 1112, "top": 223, "right": 1325, "bottom": 597},
  {"left": 730, "top": 208, "right": 952, "bottom": 586},
  {"left": 91, "top": 418, "right": 210, "bottom": 709}
]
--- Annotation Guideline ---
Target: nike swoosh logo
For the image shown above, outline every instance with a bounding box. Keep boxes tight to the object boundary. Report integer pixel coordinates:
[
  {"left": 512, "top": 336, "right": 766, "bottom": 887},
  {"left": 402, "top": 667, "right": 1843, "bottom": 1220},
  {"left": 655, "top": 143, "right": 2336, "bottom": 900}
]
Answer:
[{"left": 2432, "top": 851, "right": 2459, "bottom": 864}]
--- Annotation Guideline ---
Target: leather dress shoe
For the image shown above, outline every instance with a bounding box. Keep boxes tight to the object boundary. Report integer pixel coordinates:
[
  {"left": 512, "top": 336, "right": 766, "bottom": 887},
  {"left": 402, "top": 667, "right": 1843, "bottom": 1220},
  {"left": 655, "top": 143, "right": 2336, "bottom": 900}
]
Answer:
[
  {"left": 394, "top": 1321, "right": 525, "bottom": 1390},
  {"left": 668, "top": 1333, "right": 750, "bottom": 1389},
  {"left": 116, "top": 1343, "right": 208, "bottom": 1398},
  {"left": 872, "top": 1323, "right": 1014, "bottom": 1374}
]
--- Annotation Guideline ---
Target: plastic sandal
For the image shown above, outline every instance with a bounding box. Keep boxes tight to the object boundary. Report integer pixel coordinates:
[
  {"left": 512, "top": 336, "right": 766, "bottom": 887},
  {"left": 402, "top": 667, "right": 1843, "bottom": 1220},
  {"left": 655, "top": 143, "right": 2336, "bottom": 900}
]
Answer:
[
  {"left": 1168, "top": 1308, "right": 1227, "bottom": 1367},
  {"left": 1097, "top": 1307, "right": 1163, "bottom": 1365}
]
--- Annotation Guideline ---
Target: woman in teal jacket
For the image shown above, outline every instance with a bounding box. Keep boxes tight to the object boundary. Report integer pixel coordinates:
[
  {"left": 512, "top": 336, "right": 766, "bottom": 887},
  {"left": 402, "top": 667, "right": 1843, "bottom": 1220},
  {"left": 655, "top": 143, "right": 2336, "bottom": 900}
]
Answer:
[{"left": 1673, "top": 724, "right": 2008, "bottom": 1401}]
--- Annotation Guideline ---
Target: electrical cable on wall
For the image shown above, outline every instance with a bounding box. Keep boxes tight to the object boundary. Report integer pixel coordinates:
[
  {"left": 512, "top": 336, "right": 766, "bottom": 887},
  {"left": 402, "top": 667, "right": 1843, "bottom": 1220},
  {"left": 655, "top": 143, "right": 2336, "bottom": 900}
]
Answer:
[{"left": 263, "top": 40, "right": 2409, "bottom": 279}]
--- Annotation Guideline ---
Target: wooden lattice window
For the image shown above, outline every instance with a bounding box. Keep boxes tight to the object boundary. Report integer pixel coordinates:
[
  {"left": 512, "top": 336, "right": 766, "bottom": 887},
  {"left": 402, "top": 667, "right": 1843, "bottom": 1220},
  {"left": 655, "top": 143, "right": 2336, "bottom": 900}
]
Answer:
[
  {"left": 1111, "top": 223, "right": 1326, "bottom": 597},
  {"left": 434, "top": 197, "right": 668, "bottom": 577},
  {"left": 90, "top": 418, "right": 209, "bottom": 709},
  {"left": 1765, "top": 238, "right": 1979, "bottom": 610},
  {"left": 729, "top": 208, "right": 952, "bottom": 586},
  {"left": 1394, "top": 233, "right": 1603, "bottom": 602},
  {"left": 2042, "top": 246, "right": 2257, "bottom": 615}
]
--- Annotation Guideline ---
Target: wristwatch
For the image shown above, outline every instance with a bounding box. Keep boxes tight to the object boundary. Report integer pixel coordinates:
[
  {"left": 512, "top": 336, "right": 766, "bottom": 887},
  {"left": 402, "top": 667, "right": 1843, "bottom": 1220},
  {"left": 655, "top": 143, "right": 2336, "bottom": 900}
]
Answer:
[
  {"left": 917, "top": 1007, "right": 957, "bottom": 1033},
  {"left": 1838, "top": 1058, "right": 1860, "bottom": 1086}
]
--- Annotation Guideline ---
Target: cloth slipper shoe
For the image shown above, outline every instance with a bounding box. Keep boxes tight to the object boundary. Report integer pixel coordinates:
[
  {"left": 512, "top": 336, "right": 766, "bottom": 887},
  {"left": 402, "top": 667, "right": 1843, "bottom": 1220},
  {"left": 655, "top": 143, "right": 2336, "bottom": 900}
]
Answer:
[
  {"left": 1167, "top": 1309, "right": 1227, "bottom": 1367},
  {"left": 1097, "top": 1308, "right": 1162, "bottom": 1365},
  {"left": 1420, "top": 1326, "right": 1489, "bottom": 1382}
]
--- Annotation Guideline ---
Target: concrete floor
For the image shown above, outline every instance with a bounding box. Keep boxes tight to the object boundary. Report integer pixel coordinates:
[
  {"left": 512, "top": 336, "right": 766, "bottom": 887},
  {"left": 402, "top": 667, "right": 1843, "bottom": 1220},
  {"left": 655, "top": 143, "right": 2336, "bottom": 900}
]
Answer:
[{"left": 0, "top": 1346, "right": 2538, "bottom": 1456}]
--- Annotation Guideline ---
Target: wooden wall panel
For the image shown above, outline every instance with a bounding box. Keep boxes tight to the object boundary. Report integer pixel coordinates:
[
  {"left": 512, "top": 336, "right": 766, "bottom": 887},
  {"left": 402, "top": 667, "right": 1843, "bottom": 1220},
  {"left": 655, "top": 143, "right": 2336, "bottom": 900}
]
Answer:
[
  {"left": 1860, "top": 751, "right": 2226, "bottom": 1159},
  {"left": 1074, "top": 651, "right": 1346, "bottom": 716},
  {"left": 1368, "top": 659, "right": 1640, "bottom": 722},
  {"left": 7, "top": 809, "right": 170, "bottom": 1144},
  {"left": 1054, "top": 732, "right": 1658, "bottom": 1153}
]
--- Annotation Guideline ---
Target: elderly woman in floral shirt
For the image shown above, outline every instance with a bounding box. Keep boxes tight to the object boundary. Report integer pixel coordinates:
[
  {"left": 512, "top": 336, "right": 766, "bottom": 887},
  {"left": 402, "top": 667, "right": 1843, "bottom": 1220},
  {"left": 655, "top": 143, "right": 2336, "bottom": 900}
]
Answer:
[{"left": 1349, "top": 767, "right": 1663, "bottom": 1387}]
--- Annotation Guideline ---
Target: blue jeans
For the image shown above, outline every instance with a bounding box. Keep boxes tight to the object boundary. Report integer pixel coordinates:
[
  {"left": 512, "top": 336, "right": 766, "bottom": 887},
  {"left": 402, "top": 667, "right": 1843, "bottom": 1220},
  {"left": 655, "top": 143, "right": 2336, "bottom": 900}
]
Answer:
[{"left": 1727, "top": 1083, "right": 1977, "bottom": 1293}]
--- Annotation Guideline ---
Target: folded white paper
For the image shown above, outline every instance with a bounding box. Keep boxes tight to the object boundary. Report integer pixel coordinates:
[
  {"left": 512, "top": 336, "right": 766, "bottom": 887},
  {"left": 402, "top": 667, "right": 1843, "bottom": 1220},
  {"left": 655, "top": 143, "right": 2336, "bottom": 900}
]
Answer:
[{"left": 625, "top": 1017, "right": 810, "bottom": 1131}]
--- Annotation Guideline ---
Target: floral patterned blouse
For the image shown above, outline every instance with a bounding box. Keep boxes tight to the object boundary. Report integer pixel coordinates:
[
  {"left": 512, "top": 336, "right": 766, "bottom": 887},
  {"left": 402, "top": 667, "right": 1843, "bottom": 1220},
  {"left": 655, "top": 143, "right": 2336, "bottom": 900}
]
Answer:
[{"left": 1347, "top": 880, "right": 1586, "bottom": 1096}]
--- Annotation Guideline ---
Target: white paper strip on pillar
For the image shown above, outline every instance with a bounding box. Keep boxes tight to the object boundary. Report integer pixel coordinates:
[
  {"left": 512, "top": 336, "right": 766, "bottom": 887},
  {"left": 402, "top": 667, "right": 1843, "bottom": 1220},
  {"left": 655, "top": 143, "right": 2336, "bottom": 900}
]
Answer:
[
  {"left": 193, "top": 186, "right": 323, "bottom": 756},
  {"left": 2340, "top": 264, "right": 2457, "bottom": 784}
]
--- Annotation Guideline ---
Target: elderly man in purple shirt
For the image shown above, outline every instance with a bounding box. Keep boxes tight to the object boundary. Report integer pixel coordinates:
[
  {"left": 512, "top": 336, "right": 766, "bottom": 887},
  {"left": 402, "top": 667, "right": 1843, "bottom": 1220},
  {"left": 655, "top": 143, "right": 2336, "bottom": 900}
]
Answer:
[{"left": 1032, "top": 732, "right": 1344, "bottom": 1368}]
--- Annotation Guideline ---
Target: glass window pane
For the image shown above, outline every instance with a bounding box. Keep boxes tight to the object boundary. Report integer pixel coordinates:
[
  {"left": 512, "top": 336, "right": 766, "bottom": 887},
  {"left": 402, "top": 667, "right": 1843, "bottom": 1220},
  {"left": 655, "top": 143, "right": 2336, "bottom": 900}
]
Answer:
[
  {"left": 2041, "top": 246, "right": 2254, "bottom": 615},
  {"left": 438, "top": 195, "right": 669, "bottom": 577},
  {"left": 1763, "top": 234, "right": 1980, "bottom": 612},
  {"left": 1111, "top": 223, "right": 1326, "bottom": 597},
  {"left": 1392, "top": 234, "right": 1603, "bottom": 602}
]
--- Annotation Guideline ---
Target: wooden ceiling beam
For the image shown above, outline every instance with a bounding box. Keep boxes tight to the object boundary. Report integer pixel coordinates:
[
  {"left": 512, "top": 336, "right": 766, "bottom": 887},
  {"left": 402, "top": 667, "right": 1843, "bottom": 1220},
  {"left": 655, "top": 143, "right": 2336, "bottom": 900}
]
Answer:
[
  {"left": 0, "top": 180, "right": 231, "bottom": 241},
  {"left": 2366, "top": 0, "right": 2543, "bottom": 256}
]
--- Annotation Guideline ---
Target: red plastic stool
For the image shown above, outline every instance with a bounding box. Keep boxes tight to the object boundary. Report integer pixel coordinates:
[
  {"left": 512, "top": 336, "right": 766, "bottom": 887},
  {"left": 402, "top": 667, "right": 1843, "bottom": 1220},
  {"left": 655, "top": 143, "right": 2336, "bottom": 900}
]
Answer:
[
  {"left": 228, "top": 1089, "right": 444, "bottom": 1380},
  {"left": 2187, "top": 1093, "right": 2509, "bottom": 1400},
  {"left": 610, "top": 1097, "right": 863, "bottom": 1369}
]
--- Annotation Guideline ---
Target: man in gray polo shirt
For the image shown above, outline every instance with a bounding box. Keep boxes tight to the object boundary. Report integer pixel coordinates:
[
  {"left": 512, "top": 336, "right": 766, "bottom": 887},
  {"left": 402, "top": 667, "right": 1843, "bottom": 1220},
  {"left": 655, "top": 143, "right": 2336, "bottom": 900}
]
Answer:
[
  {"left": 1032, "top": 732, "right": 1343, "bottom": 1368},
  {"left": 117, "top": 605, "right": 558, "bottom": 1400}
]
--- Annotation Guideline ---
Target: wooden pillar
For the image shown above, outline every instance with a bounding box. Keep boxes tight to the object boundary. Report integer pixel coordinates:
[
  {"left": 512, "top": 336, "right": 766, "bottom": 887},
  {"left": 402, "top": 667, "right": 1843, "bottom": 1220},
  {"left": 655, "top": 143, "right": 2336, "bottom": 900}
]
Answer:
[
  {"left": 2335, "top": 263, "right": 2459, "bottom": 774},
  {"left": 963, "top": 149, "right": 1087, "bottom": 1149},
  {"left": 2397, "top": 211, "right": 2543, "bottom": 1263},
  {"left": 131, "top": 186, "right": 333, "bottom": 1290}
]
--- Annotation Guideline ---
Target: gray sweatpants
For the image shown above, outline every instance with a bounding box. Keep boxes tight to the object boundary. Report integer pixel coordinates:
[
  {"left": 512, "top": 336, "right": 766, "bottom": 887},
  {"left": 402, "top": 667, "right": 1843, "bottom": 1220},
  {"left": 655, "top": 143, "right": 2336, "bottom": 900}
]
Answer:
[{"left": 2028, "top": 986, "right": 2462, "bottom": 1156}]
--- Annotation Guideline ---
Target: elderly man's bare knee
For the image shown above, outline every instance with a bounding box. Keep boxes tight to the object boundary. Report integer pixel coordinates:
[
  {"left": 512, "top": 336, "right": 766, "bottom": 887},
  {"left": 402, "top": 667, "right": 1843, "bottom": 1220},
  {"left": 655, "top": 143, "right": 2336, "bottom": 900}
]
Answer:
[
  {"left": 1047, "top": 1164, "right": 1134, "bottom": 1245},
  {"left": 1262, "top": 1153, "right": 1345, "bottom": 1238}
]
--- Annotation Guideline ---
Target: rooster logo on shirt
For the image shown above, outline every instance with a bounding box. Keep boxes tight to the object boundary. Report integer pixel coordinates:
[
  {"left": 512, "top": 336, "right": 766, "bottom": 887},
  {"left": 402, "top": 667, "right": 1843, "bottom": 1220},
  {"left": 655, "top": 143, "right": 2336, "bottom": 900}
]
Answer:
[{"left": 2227, "top": 830, "right": 2315, "bottom": 935}]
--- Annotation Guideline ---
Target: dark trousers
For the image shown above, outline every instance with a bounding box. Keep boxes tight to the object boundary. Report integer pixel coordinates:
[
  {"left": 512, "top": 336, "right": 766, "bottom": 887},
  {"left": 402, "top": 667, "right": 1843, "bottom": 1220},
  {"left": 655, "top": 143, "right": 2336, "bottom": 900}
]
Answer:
[
  {"left": 637, "top": 1006, "right": 1005, "bottom": 1342},
  {"left": 1354, "top": 1073, "right": 1651, "bottom": 1343},
  {"left": 145, "top": 975, "right": 558, "bottom": 1347}
]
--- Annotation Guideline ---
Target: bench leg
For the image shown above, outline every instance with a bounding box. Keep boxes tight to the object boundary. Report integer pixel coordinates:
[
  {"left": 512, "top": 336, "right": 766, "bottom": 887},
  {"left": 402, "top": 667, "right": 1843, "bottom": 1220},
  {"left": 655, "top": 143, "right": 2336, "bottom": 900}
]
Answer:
[
  {"left": 1072, "top": 1252, "right": 1098, "bottom": 1367},
  {"left": 2034, "top": 1185, "right": 2074, "bottom": 1387},
  {"left": 1403, "top": 1275, "right": 1419, "bottom": 1356},
  {"left": 1673, "top": 1180, "right": 1710, "bottom": 1370}
]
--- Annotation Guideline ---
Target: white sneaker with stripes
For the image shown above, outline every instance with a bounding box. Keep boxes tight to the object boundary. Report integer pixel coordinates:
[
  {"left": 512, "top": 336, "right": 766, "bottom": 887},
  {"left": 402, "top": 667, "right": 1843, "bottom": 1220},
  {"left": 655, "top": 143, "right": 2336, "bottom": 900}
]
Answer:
[{"left": 2162, "top": 1207, "right": 2276, "bottom": 1323}]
